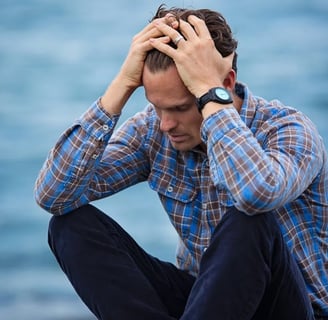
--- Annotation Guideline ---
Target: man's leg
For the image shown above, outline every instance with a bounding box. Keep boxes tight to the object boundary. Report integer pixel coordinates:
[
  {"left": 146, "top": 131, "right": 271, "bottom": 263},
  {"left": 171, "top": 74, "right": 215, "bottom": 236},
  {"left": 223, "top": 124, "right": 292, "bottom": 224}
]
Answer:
[
  {"left": 48, "top": 204, "right": 195, "bottom": 320},
  {"left": 181, "top": 207, "right": 314, "bottom": 320}
]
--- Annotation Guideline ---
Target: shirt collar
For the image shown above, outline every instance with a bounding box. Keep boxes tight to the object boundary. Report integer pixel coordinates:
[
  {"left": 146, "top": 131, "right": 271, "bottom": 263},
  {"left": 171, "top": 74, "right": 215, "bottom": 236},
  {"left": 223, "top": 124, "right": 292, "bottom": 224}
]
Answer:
[{"left": 236, "top": 82, "right": 257, "bottom": 129}]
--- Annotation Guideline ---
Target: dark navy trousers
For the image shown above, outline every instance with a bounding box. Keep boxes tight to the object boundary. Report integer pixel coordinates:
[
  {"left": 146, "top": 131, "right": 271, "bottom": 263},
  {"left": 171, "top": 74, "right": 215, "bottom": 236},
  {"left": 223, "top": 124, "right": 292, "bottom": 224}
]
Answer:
[{"left": 48, "top": 205, "right": 314, "bottom": 319}]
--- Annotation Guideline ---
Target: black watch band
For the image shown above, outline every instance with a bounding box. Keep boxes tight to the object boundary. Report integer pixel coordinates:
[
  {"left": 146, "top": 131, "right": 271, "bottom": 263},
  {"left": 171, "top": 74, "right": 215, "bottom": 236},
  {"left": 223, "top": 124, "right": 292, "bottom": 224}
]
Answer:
[{"left": 196, "top": 87, "right": 233, "bottom": 112}]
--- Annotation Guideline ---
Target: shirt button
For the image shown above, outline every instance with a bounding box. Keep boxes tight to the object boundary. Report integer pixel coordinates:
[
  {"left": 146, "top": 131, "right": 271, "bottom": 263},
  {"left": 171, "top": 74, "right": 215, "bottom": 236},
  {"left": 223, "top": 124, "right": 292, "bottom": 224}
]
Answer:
[
  {"left": 167, "top": 186, "right": 173, "bottom": 193},
  {"left": 92, "top": 153, "right": 99, "bottom": 159},
  {"left": 202, "top": 203, "right": 207, "bottom": 210},
  {"left": 203, "top": 247, "right": 208, "bottom": 253},
  {"left": 102, "top": 124, "right": 109, "bottom": 131}
]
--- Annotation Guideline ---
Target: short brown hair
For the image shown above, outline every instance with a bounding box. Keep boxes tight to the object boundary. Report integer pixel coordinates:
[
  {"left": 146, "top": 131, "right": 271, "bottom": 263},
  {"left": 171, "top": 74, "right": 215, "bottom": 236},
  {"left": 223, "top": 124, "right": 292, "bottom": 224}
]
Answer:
[{"left": 145, "top": 5, "right": 238, "bottom": 73}]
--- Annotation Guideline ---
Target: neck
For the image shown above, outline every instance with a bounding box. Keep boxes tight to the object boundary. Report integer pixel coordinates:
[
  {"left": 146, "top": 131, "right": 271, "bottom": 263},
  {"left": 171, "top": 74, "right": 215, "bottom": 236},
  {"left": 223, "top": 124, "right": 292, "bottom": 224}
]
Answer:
[{"left": 232, "top": 93, "right": 243, "bottom": 113}]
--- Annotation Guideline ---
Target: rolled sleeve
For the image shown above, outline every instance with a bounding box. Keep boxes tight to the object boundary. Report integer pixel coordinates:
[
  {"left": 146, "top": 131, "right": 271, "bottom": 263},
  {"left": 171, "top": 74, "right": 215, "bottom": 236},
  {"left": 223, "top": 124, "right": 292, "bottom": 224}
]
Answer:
[
  {"left": 201, "top": 108, "right": 245, "bottom": 142},
  {"left": 76, "top": 99, "right": 120, "bottom": 141}
]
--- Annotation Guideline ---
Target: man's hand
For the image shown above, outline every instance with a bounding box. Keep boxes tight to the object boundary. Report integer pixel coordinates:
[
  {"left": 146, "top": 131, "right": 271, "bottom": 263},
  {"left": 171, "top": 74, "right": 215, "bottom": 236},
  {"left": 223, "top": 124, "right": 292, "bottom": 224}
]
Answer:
[
  {"left": 150, "top": 15, "right": 234, "bottom": 98},
  {"left": 101, "top": 15, "right": 178, "bottom": 114},
  {"left": 118, "top": 18, "right": 172, "bottom": 90}
]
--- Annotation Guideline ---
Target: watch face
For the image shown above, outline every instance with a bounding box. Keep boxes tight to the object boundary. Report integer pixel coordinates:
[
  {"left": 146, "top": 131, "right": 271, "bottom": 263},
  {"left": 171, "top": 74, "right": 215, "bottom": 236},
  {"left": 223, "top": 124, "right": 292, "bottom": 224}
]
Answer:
[
  {"left": 215, "top": 88, "right": 230, "bottom": 101},
  {"left": 197, "top": 87, "right": 232, "bottom": 111}
]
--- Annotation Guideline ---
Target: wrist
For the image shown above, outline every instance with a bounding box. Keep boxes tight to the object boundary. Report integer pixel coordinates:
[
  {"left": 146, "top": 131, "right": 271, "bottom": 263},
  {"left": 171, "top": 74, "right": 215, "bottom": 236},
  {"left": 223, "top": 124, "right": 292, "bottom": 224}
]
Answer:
[
  {"left": 201, "top": 102, "right": 233, "bottom": 119},
  {"left": 101, "top": 77, "right": 136, "bottom": 115},
  {"left": 196, "top": 87, "right": 233, "bottom": 112}
]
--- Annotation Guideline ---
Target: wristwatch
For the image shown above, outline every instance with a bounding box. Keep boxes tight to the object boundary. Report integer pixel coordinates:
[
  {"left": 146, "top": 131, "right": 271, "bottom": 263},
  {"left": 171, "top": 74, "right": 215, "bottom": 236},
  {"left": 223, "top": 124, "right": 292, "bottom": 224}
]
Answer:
[{"left": 196, "top": 87, "right": 233, "bottom": 112}]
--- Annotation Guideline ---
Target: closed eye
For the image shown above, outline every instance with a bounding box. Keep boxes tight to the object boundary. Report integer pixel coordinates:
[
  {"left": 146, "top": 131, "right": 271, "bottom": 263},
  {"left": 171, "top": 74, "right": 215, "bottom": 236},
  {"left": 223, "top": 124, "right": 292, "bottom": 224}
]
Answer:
[
  {"left": 174, "top": 104, "right": 193, "bottom": 112},
  {"left": 152, "top": 101, "right": 195, "bottom": 114}
]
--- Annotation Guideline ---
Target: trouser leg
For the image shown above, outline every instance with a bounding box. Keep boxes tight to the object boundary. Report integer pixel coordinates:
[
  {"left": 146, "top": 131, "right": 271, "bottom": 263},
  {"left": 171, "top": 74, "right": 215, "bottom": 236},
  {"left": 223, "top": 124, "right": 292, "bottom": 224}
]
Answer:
[
  {"left": 48, "top": 204, "right": 195, "bottom": 320},
  {"left": 180, "top": 207, "right": 314, "bottom": 320}
]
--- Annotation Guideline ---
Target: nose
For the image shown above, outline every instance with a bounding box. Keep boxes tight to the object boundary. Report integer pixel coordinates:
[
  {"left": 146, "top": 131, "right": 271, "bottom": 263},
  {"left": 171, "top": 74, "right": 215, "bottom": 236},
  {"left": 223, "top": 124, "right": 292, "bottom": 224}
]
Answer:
[{"left": 159, "top": 112, "right": 178, "bottom": 133}]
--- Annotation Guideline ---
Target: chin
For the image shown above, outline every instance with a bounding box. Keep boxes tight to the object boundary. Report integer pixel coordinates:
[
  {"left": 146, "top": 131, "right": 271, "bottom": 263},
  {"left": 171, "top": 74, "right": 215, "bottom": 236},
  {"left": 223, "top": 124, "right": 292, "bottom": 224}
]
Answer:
[{"left": 171, "top": 141, "right": 198, "bottom": 152}]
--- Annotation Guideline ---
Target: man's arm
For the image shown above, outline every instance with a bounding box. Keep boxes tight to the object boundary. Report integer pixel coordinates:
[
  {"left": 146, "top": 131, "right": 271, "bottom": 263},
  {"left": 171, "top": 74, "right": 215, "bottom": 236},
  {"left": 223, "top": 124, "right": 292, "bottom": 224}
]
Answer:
[
  {"left": 34, "top": 16, "right": 173, "bottom": 215},
  {"left": 34, "top": 102, "right": 154, "bottom": 215},
  {"left": 150, "top": 15, "right": 324, "bottom": 213},
  {"left": 101, "top": 15, "right": 175, "bottom": 115},
  {"left": 201, "top": 102, "right": 324, "bottom": 214}
]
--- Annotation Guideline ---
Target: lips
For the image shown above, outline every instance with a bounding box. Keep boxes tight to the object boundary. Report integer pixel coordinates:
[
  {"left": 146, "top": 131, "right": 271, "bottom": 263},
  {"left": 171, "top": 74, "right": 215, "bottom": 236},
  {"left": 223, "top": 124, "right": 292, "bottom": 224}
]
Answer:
[{"left": 168, "top": 134, "right": 187, "bottom": 143}]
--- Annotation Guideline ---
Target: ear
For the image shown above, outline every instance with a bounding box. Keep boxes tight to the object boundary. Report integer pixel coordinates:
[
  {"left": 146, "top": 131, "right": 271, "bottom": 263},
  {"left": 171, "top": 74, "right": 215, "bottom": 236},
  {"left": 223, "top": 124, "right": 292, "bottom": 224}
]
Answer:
[{"left": 223, "top": 69, "right": 236, "bottom": 91}]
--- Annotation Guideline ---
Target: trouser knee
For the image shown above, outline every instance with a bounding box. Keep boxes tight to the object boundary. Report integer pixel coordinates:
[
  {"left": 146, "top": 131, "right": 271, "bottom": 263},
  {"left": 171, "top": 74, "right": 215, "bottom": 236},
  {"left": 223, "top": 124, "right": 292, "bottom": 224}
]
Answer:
[
  {"left": 49, "top": 205, "right": 90, "bottom": 245},
  {"left": 209, "top": 207, "right": 282, "bottom": 251},
  {"left": 48, "top": 204, "right": 118, "bottom": 258},
  {"left": 202, "top": 207, "right": 297, "bottom": 289},
  {"left": 193, "top": 207, "right": 312, "bottom": 320}
]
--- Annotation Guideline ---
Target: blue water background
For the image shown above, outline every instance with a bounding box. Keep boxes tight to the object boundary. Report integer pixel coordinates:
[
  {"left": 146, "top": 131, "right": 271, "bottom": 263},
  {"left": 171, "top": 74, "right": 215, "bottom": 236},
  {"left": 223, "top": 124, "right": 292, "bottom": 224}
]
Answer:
[{"left": 0, "top": 0, "right": 327, "bottom": 319}]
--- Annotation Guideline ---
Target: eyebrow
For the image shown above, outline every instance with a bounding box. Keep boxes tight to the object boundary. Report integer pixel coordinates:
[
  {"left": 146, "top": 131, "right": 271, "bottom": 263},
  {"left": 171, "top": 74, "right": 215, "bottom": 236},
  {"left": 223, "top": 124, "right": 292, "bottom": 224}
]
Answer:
[{"left": 150, "top": 99, "right": 196, "bottom": 110}]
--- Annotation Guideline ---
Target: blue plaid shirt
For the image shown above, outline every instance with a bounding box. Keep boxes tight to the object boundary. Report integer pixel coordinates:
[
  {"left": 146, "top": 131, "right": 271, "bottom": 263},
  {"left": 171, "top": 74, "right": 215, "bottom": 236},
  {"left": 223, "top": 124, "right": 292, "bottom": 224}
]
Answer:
[{"left": 35, "top": 84, "right": 328, "bottom": 317}]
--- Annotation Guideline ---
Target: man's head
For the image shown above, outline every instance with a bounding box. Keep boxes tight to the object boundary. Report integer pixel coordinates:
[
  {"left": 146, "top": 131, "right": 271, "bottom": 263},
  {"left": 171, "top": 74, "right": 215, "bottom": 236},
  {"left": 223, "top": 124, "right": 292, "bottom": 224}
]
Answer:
[
  {"left": 143, "top": 6, "right": 238, "bottom": 152},
  {"left": 145, "top": 5, "right": 238, "bottom": 73}
]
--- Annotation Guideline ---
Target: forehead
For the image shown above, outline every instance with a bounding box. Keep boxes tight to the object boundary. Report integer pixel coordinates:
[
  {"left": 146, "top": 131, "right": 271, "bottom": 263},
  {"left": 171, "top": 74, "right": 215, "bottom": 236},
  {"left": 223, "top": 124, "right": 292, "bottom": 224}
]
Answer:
[{"left": 143, "top": 65, "right": 194, "bottom": 109}]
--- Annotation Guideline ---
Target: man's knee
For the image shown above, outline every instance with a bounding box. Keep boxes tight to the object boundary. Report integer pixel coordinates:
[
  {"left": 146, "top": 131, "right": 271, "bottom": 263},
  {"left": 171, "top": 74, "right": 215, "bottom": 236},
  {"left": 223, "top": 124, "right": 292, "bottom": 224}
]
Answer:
[
  {"left": 48, "top": 204, "right": 108, "bottom": 233},
  {"left": 204, "top": 206, "right": 286, "bottom": 278},
  {"left": 49, "top": 205, "right": 87, "bottom": 240},
  {"left": 213, "top": 207, "right": 281, "bottom": 243},
  {"left": 48, "top": 204, "right": 107, "bottom": 253}
]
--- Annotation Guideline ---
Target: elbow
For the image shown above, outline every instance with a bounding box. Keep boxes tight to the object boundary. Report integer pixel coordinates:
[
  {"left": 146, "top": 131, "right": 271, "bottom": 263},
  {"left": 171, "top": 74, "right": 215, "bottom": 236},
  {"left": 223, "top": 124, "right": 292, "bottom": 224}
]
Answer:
[
  {"left": 34, "top": 182, "right": 85, "bottom": 216},
  {"left": 34, "top": 191, "right": 58, "bottom": 215},
  {"left": 34, "top": 185, "right": 63, "bottom": 216}
]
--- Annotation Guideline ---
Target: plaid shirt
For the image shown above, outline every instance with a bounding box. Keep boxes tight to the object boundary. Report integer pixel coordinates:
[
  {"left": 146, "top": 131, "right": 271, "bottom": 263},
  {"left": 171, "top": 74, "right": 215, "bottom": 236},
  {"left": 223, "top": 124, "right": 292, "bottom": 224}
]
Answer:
[{"left": 35, "top": 84, "right": 328, "bottom": 317}]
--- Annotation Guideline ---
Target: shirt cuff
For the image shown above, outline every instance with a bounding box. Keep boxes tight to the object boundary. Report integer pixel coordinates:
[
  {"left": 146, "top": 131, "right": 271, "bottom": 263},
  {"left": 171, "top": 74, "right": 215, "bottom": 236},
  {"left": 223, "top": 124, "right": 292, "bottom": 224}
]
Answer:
[
  {"left": 76, "top": 98, "right": 120, "bottom": 141},
  {"left": 201, "top": 108, "right": 244, "bottom": 143}
]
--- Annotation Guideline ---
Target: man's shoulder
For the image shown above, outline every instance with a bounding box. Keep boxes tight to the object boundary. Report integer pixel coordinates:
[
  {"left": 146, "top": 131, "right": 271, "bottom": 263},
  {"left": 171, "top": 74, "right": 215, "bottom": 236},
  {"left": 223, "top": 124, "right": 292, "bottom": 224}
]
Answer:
[
  {"left": 242, "top": 88, "right": 320, "bottom": 139},
  {"left": 129, "top": 104, "right": 161, "bottom": 135},
  {"left": 113, "top": 104, "right": 165, "bottom": 144}
]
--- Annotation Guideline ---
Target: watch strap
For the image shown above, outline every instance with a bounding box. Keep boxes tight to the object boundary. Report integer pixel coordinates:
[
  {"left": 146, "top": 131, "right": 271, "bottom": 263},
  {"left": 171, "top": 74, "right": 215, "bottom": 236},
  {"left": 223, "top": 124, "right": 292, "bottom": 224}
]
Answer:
[{"left": 196, "top": 87, "right": 233, "bottom": 112}]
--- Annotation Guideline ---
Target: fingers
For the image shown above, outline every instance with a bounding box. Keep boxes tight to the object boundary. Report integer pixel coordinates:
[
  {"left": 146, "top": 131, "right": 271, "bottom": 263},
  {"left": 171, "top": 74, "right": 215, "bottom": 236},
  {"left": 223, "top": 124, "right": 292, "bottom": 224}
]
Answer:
[
  {"left": 153, "top": 20, "right": 185, "bottom": 44},
  {"left": 165, "top": 13, "right": 179, "bottom": 29},
  {"left": 153, "top": 15, "right": 212, "bottom": 44},
  {"left": 178, "top": 17, "right": 211, "bottom": 42},
  {"left": 177, "top": 20, "right": 195, "bottom": 42},
  {"left": 149, "top": 37, "right": 177, "bottom": 59},
  {"left": 186, "top": 15, "right": 211, "bottom": 39},
  {"left": 134, "top": 13, "right": 211, "bottom": 50},
  {"left": 149, "top": 15, "right": 213, "bottom": 61},
  {"left": 133, "top": 14, "right": 179, "bottom": 44},
  {"left": 133, "top": 22, "right": 164, "bottom": 45}
]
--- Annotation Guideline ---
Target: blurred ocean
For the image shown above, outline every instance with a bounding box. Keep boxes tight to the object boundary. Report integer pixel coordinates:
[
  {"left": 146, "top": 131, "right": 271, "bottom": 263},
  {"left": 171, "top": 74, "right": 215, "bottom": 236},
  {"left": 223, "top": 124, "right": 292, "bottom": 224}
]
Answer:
[{"left": 0, "top": 0, "right": 327, "bottom": 319}]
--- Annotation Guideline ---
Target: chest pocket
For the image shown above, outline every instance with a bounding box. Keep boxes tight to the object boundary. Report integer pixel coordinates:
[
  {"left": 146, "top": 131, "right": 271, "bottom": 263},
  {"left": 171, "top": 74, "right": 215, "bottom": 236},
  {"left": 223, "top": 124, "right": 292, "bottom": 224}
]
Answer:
[
  {"left": 148, "top": 168, "right": 197, "bottom": 203},
  {"left": 148, "top": 168, "right": 197, "bottom": 238}
]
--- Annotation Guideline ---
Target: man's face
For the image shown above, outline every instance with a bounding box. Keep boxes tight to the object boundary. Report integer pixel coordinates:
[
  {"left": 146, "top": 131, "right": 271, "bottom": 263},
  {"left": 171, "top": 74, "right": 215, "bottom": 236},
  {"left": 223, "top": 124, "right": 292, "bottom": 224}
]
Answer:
[{"left": 143, "top": 65, "right": 203, "bottom": 152}]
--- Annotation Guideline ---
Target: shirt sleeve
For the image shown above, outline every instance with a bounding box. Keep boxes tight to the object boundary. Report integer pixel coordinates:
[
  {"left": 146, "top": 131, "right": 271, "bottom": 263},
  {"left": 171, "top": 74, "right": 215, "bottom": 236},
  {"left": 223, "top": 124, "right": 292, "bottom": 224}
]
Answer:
[
  {"left": 201, "top": 106, "right": 324, "bottom": 214},
  {"left": 34, "top": 100, "right": 149, "bottom": 215}
]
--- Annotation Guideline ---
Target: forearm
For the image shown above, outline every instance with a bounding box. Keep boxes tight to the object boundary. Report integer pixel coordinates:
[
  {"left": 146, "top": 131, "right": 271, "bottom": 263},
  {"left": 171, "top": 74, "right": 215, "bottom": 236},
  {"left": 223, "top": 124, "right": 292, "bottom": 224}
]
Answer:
[
  {"left": 201, "top": 101, "right": 234, "bottom": 119},
  {"left": 100, "top": 74, "right": 136, "bottom": 115},
  {"left": 34, "top": 101, "right": 119, "bottom": 215},
  {"left": 202, "top": 108, "right": 322, "bottom": 213}
]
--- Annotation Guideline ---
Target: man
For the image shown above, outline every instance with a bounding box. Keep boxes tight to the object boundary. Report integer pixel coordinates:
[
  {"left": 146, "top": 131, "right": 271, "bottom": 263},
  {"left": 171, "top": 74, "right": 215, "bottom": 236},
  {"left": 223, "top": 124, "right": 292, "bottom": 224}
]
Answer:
[{"left": 35, "top": 5, "right": 328, "bottom": 320}]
